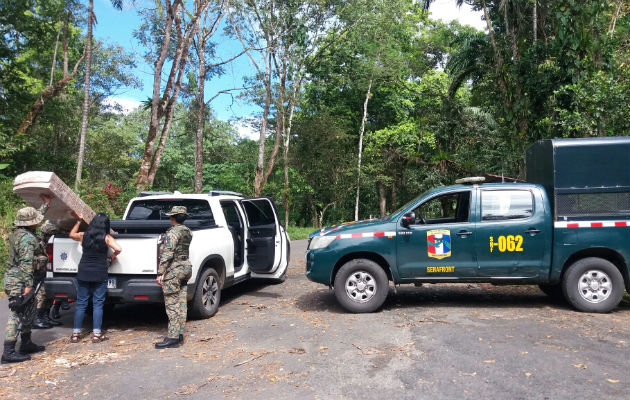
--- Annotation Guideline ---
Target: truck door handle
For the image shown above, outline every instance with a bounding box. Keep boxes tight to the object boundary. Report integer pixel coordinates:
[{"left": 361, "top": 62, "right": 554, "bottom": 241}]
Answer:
[
  {"left": 525, "top": 228, "right": 541, "bottom": 235},
  {"left": 456, "top": 230, "right": 473, "bottom": 237}
]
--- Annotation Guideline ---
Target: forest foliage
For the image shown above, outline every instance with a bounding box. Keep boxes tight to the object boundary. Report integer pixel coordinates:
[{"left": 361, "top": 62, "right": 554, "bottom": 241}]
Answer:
[{"left": 0, "top": 0, "right": 628, "bottom": 241}]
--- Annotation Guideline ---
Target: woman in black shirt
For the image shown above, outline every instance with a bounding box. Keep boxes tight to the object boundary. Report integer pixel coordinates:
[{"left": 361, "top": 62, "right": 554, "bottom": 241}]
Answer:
[{"left": 69, "top": 213, "right": 121, "bottom": 343}]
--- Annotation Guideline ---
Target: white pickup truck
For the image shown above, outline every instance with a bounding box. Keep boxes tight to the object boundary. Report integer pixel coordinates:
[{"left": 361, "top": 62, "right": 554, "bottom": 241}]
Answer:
[{"left": 45, "top": 191, "right": 290, "bottom": 318}]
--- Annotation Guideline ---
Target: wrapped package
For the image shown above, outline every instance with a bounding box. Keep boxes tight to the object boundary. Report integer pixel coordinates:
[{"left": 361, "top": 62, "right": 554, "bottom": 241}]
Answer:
[{"left": 13, "top": 171, "right": 96, "bottom": 230}]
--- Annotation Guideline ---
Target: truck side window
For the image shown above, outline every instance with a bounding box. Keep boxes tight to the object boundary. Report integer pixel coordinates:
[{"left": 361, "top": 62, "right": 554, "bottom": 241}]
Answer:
[
  {"left": 415, "top": 191, "right": 470, "bottom": 224},
  {"left": 481, "top": 190, "right": 533, "bottom": 221},
  {"left": 243, "top": 200, "right": 275, "bottom": 227},
  {"left": 127, "top": 199, "right": 214, "bottom": 222},
  {"left": 221, "top": 201, "right": 242, "bottom": 229}
]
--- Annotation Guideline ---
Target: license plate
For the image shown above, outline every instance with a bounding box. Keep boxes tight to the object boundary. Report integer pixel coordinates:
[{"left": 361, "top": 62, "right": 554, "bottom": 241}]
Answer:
[{"left": 107, "top": 277, "right": 117, "bottom": 289}]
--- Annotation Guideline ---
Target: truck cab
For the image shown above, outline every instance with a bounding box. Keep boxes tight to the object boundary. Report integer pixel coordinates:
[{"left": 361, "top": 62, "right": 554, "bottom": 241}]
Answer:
[
  {"left": 306, "top": 137, "right": 630, "bottom": 313},
  {"left": 46, "top": 192, "right": 290, "bottom": 319}
]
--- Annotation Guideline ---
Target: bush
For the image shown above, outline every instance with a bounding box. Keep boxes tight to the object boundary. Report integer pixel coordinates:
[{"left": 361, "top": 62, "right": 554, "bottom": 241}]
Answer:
[{"left": 0, "top": 179, "right": 24, "bottom": 290}]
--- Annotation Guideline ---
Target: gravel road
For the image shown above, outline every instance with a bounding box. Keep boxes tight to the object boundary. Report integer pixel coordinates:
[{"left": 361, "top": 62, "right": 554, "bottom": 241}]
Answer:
[{"left": 1, "top": 239, "right": 628, "bottom": 399}]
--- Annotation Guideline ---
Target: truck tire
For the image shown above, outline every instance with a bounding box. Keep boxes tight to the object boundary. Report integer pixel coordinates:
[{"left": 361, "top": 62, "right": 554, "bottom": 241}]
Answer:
[
  {"left": 562, "top": 257, "right": 624, "bottom": 313},
  {"left": 538, "top": 284, "right": 564, "bottom": 301},
  {"left": 190, "top": 268, "right": 221, "bottom": 319},
  {"left": 333, "top": 259, "right": 389, "bottom": 313}
]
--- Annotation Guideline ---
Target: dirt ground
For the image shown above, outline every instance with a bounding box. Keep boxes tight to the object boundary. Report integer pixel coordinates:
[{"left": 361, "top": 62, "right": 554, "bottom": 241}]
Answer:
[{"left": 0, "top": 239, "right": 628, "bottom": 399}]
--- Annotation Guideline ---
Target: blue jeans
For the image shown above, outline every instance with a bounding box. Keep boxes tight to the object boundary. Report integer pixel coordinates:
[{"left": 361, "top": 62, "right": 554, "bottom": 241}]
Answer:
[{"left": 73, "top": 279, "right": 107, "bottom": 334}]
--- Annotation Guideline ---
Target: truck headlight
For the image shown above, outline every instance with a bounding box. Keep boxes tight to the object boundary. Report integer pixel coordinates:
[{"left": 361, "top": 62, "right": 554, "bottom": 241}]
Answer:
[{"left": 309, "top": 235, "right": 336, "bottom": 250}]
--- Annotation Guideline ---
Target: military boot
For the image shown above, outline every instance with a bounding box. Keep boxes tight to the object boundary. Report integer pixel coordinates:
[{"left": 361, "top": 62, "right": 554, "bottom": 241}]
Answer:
[
  {"left": 19, "top": 332, "right": 45, "bottom": 354},
  {"left": 33, "top": 308, "right": 53, "bottom": 329},
  {"left": 44, "top": 310, "right": 61, "bottom": 326},
  {"left": 155, "top": 337, "right": 181, "bottom": 349},
  {"left": 1, "top": 340, "right": 30, "bottom": 364}
]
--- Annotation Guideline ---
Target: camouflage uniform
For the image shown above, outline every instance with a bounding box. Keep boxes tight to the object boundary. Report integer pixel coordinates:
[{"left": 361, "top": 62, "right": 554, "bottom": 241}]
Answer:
[
  {"left": 158, "top": 207, "right": 192, "bottom": 340},
  {"left": 36, "top": 221, "right": 57, "bottom": 309},
  {"left": 3, "top": 204, "right": 48, "bottom": 342}
]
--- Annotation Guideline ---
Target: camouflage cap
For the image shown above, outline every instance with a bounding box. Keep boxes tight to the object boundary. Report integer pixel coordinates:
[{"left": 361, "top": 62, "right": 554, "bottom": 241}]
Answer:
[
  {"left": 165, "top": 206, "right": 188, "bottom": 216},
  {"left": 14, "top": 206, "right": 45, "bottom": 226}
]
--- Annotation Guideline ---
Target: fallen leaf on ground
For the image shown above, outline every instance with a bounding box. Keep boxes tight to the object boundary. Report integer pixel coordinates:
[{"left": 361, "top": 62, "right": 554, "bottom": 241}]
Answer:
[
  {"left": 525, "top": 372, "right": 532, "bottom": 377},
  {"left": 484, "top": 360, "right": 496, "bottom": 364},
  {"left": 572, "top": 363, "right": 587, "bottom": 369},
  {"left": 607, "top": 379, "right": 619, "bottom": 383}
]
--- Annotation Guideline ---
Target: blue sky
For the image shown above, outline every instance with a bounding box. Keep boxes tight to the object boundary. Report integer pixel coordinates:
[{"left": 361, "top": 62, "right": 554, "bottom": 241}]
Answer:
[{"left": 95, "top": 0, "right": 484, "bottom": 137}]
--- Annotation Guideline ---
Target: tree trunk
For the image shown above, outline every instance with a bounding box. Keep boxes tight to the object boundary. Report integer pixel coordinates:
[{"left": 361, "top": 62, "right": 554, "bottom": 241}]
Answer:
[
  {"left": 253, "top": 77, "right": 272, "bottom": 196},
  {"left": 391, "top": 176, "right": 398, "bottom": 210},
  {"left": 532, "top": 0, "right": 537, "bottom": 41},
  {"left": 49, "top": 24, "right": 61, "bottom": 86},
  {"left": 136, "top": 1, "right": 207, "bottom": 190},
  {"left": 15, "top": 16, "right": 84, "bottom": 137},
  {"left": 136, "top": 2, "right": 176, "bottom": 190},
  {"left": 75, "top": 0, "right": 94, "bottom": 189},
  {"left": 63, "top": 12, "right": 69, "bottom": 77},
  {"left": 354, "top": 78, "right": 372, "bottom": 221},
  {"left": 282, "top": 78, "right": 300, "bottom": 228},
  {"left": 481, "top": 0, "right": 504, "bottom": 76},
  {"left": 318, "top": 202, "right": 335, "bottom": 229},
  {"left": 261, "top": 57, "right": 287, "bottom": 191},
  {"left": 378, "top": 181, "right": 386, "bottom": 217},
  {"left": 194, "top": 17, "right": 206, "bottom": 193}
]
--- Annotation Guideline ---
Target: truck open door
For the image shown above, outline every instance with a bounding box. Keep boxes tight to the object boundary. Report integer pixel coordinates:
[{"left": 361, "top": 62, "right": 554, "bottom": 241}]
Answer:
[{"left": 241, "top": 198, "right": 285, "bottom": 275}]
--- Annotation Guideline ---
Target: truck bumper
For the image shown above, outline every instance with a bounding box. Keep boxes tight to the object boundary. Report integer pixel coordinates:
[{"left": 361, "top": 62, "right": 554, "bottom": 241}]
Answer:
[
  {"left": 305, "top": 249, "right": 335, "bottom": 285},
  {"left": 46, "top": 276, "right": 196, "bottom": 303}
]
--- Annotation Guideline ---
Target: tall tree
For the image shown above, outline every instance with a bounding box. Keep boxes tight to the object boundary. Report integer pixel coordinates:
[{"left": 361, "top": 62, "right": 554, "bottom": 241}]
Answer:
[
  {"left": 192, "top": 3, "right": 224, "bottom": 193},
  {"left": 135, "top": 0, "right": 213, "bottom": 190},
  {"left": 75, "top": 0, "right": 123, "bottom": 188}
]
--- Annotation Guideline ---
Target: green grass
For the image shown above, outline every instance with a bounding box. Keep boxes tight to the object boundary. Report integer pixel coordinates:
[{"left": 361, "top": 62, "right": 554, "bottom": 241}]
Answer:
[{"left": 287, "top": 226, "right": 317, "bottom": 240}]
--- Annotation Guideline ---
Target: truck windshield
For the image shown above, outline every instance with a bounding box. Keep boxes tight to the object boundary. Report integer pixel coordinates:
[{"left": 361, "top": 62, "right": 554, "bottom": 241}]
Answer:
[
  {"left": 383, "top": 191, "right": 429, "bottom": 221},
  {"left": 126, "top": 199, "right": 214, "bottom": 222}
]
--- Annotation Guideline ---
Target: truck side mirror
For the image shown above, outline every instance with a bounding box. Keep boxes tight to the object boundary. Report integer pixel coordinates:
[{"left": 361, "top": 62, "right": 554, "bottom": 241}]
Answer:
[{"left": 401, "top": 212, "right": 415, "bottom": 228}]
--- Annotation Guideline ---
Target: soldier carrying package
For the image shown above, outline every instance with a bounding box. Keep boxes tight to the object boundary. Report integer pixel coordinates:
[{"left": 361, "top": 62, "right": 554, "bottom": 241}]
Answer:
[
  {"left": 154, "top": 206, "right": 193, "bottom": 349},
  {"left": 2, "top": 195, "right": 51, "bottom": 364}
]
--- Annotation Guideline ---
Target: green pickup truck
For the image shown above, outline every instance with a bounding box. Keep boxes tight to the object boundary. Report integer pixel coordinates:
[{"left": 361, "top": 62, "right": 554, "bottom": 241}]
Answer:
[{"left": 305, "top": 137, "right": 630, "bottom": 313}]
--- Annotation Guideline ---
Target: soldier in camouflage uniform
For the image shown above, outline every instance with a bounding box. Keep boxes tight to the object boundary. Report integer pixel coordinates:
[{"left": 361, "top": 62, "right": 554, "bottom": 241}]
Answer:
[
  {"left": 32, "top": 221, "right": 61, "bottom": 329},
  {"left": 2, "top": 195, "right": 51, "bottom": 364},
  {"left": 155, "top": 206, "right": 192, "bottom": 349}
]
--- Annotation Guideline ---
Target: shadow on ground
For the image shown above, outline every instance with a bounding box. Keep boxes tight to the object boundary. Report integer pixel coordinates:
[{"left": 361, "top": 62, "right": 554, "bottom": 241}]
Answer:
[{"left": 294, "top": 284, "right": 574, "bottom": 314}]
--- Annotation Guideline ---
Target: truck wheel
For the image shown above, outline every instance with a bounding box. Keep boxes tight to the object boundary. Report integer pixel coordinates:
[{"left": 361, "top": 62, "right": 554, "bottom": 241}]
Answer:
[
  {"left": 190, "top": 268, "right": 221, "bottom": 319},
  {"left": 538, "top": 284, "right": 564, "bottom": 301},
  {"left": 562, "top": 257, "right": 624, "bottom": 313},
  {"left": 333, "top": 259, "right": 389, "bottom": 313}
]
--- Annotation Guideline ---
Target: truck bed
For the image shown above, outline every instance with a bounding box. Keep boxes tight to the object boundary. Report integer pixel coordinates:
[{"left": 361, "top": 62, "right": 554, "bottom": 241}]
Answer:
[{"left": 53, "top": 234, "right": 160, "bottom": 275}]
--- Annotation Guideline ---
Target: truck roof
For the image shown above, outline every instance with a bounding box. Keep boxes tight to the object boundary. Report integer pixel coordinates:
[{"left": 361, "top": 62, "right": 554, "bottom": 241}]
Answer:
[
  {"left": 129, "top": 192, "right": 243, "bottom": 202},
  {"left": 433, "top": 182, "right": 541, "bottom": 193}
]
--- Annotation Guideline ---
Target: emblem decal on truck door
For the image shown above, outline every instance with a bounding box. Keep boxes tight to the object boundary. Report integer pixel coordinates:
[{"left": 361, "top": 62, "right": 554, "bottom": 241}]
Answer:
[{"left": 427, "top": 230, "right": 451, "bottom": 259}]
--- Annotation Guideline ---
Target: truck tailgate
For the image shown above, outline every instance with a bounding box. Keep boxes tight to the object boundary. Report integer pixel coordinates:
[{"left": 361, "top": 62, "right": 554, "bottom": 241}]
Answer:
[{"left": 53, "top": 235, "right": 159, "bottom": 275}]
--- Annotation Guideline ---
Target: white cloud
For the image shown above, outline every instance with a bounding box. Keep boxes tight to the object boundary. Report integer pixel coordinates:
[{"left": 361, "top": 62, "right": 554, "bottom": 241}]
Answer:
[
  {"left": 103, "top": 97, "right": 142, "bottom": 115},
  {"left": 429, "top": 0, "right": 486, "bottom": 31},
  {"left": 233, "top": 119, "right": 259, "bottom": 140}
]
